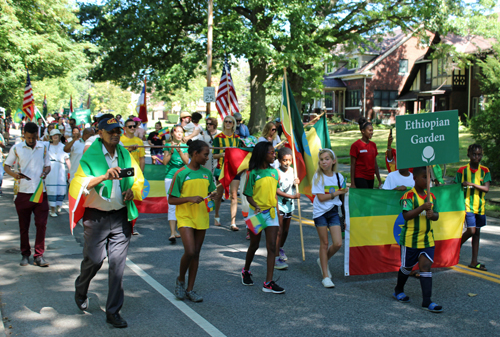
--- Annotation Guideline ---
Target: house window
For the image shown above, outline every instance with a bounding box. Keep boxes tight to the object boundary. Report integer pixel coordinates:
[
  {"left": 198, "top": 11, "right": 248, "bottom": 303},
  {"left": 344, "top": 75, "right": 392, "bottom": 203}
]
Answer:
[
  {"left": 326, "top": 62, "right": 335, "bottom": 74},
  {"left": 347, "top": 58, "right": 359, "bottom": 69},
  {"left": 373, "top": 90, "right": 398, "bottom": 108},
  {"left": 399, "top": 59, "right": 408, "bottom": 75},
  {"left": 425, "top": 63, "right": 431, "bottom": 84},
  {"left": 324, "top": 93, "right": 333, "bottom": 108},
  {"left": 346, "top": 90, "right": 360, "bottom": 107},
  {"left": 437, "top": 58, "right": 446, "bottom": 76}
]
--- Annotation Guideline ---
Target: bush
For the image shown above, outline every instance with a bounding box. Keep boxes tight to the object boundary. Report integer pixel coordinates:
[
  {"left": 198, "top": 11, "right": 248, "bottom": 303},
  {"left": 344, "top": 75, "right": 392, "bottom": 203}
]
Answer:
[
  {"left": 167, "top": 114, "right": 178, "bottom": 124},
  {"left": 330, "top": 123, "right": 359, "bottom": 133},
  {"left": 470, "top": 99, "right": 500, "bottom": 182}
]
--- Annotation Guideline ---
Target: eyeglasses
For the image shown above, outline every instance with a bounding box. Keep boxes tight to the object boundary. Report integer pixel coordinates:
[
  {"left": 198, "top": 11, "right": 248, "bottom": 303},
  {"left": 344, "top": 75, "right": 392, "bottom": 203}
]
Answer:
[
  {"left": 224, "top": 120, "right": 233, "bottom": 124},
  {"left": 126, "top": 125, "right": 136, "bottom": 129}
]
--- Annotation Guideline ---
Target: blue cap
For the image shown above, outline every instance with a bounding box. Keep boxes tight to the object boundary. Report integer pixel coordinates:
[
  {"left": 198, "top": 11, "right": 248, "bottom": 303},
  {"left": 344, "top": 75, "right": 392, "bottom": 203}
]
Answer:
[{"left": 98, "top": 118, "right": 122, "bottom": 131}]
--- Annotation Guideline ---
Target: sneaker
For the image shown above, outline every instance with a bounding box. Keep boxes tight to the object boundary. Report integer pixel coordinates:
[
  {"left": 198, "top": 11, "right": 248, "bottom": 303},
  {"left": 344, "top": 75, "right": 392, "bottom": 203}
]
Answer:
[
  {"left": 49, "top": 212, "right": 57, "bottom": 218},
  {"left": 274, "top": 257, "right": 289, "bottom": 270},
  {"left": 186, "top": 290, "right": 203, "bottom": 302},
  {"left": 20, "top": 255, "right": 29, "bottom": 266},
  {"left": 174, "top": 278, "right": 186, "bottom": 300},
  {"left": 241, "top": 269, "right": 253, "bottom": 286},
  {"left": 279, "top": 248, "right": 288, "bottom": 261},
  {"left": 322, "top": 277, "right": 335, "bottom": 288},
  {"left": 262, "top": 281, "right": 285, "bottom": 294},
  {"left": 317, "top": 258, "right": 332, "bottom": 279},
  {"left": 56, "top": 206, "right": 61, "bottom": 213},
  {"left": 34, "top": 256, "right": 49, "bottom": 267}
]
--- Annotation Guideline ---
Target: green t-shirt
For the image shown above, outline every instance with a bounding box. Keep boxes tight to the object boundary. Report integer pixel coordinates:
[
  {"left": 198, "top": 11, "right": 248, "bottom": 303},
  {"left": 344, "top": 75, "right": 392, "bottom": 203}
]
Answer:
[
  {"left": 164, "top": 143, "right": 189, "bottom": 179},
  {"left": 243, "top": 168, "right": 279, "bottom": 211}
]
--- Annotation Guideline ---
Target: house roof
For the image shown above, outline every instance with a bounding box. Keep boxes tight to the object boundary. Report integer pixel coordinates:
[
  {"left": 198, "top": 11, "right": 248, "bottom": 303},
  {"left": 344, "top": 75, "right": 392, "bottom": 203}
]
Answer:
[
  {"left": 441, "top": 33, "right": 493, "bottom": 54},
  {"left": 323, "top": 77, "right": 346, "bottom": 88}
]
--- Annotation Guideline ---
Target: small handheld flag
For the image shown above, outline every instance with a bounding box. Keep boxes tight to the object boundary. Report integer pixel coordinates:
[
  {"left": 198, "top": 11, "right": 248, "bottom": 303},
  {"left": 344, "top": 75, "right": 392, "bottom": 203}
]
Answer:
[
  {"left": 244, "top": 212, "right": 267, "bottom": 235},
  {"left": 205, "top": 198, "right": 215, "bottom": 212},
  {"left": 158, "top": 127, "right": 170, "bottom": 138},
  {"left": 29, "top": 179, "right": 44, "bottom": 203}
]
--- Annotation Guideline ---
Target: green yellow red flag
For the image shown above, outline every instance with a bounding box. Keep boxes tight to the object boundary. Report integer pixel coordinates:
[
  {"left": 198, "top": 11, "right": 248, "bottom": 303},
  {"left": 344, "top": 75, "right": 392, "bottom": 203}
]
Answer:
[{"left": 29, "top": 179, "right": 44, "bottom": 203}]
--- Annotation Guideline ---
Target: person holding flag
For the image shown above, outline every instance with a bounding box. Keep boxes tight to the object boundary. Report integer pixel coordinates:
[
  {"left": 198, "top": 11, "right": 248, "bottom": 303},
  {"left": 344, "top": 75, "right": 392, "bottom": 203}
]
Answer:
[
  {"left": 147, "top": 121, "right": 166, "bottom": 160},
  {"left": 4, "top": 122, "right": 51, "bottom": 267},
  {"left": 71, "top": 117, "right": 144, "bottom": 328}
]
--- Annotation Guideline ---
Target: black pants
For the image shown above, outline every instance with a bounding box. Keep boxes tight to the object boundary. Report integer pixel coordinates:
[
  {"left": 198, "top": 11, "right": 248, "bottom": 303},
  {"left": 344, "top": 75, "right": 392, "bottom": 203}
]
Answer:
[
  {"left": 354, "top": 177, "right": 374, "bottom": 189},
  {"left": 75, "top": 207, "right": 131, "bottom": 314}
]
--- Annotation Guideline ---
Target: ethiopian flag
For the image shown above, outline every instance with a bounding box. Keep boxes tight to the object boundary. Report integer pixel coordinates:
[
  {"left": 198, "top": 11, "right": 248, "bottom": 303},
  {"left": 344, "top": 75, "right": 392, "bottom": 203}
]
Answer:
[
  {"left": 245, "top": 212, "right": 267, "bottom": 234},
  {"left": 134, "top": 164, "right": 169, "bottom": 213},
  {"left": 68, "top": 139, "right": 144, "bottom": 233},
  {"left": 29, "top": 179, "right": 44, "bottom": 203},
  {"left": 219, "top": 148, "right": 252, "bottom": 198},
  {"left": 345, "top": 184, "right": 465, "bottom": 276}
]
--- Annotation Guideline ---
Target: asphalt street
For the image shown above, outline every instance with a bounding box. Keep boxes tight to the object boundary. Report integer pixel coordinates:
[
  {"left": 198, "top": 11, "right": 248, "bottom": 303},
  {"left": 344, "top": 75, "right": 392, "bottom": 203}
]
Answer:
[{"left": 1, "top": 142, "right": 500, "bottom": 336}]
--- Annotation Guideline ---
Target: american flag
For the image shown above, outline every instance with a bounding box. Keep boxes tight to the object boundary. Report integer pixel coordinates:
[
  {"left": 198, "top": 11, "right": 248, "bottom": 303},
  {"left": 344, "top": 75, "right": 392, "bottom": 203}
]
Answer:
[
  {"left": 22, "top": 69, "right": 35, "bottom": 121},
  {"left": 215, "top": 58, "right": 239, "bottom": 120}
]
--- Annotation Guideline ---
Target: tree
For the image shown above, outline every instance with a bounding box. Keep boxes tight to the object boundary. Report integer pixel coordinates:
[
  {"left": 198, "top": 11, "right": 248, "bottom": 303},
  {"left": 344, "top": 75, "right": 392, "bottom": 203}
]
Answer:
[{"left": 0, "top": 0, "right": 93, "bottom": 111}]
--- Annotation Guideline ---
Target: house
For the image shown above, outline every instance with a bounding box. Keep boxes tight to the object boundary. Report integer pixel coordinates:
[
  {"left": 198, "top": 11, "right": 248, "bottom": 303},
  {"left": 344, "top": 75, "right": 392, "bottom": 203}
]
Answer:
[
  {"left": 318, "top": 30, "right": 433, "bottom": 123},
  {"left": 397, "top": 33, "right": 493, "bottom": 121}
]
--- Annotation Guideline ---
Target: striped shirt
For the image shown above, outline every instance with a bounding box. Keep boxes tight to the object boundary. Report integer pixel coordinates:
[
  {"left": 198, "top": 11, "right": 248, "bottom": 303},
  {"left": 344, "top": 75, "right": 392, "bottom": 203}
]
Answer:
[
  {"left": 212, "top": 133, "right": 241, "bottom": 169},
  {"left": 400, "top": 188, "right": 439, "bottom": 249},
  {"left": 454, "top": 164, "right": 491, "bottom": 215}
]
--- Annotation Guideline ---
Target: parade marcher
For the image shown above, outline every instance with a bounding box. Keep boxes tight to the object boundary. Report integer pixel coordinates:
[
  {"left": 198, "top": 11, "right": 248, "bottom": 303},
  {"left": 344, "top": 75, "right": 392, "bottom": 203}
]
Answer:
[
  {"left": 258, "top": 121, "right": 281, "bottom": 169},
  {"left": 46, "top": 114, "right": 55, "bottom": 124},
  {"left": 116, "top": 114, "right": 124, "bottom": 127},
  {"left": 456, "top": 144, "right": 491, "bottom": 271},
  {"left": 312, "top": 149, "right": 347, "bottom": 288},
  {"left": 65, "top": 127, "right": 95, "bottom": 182},
  {"left": 72, "top": 117, "right": 144, "bottom": 328},
  {"left": 152, "top": 125, "right": 189, "bottom": 242},
  {"left": 42, "top": 123, "right": 55, "bottom": 142},
  {"left": 147, "top": 121, "right": 165, "bottom": 160},
  {"left": 393, "top": 166, "right": 442, "bottom": 313},
  {"left": 349, "top": 117, "right": 382, "bottom": 189},
  {"left": 120, "top": 119, "right": 145, "bottom": 172},
  {"left": 84, "top": 113, "right": 117, "bottom": 152},
  {"left": 45, "top": 129, "right": 70, "bottom": 217},
  {"left": 213, "top": 115, "right": 241, "bottom": 230},
  {"left": 183, "top": 112, "right": 204, "bottom": 142},
  {"left": 170, "top": 140, "right": 218, "bottom": 302},
  {"left": 202, "top": 117, "right": 220, "bottom": 175},
  {"left": 133, "top": 117, "right": 146, "bottom": 140},
  {"left": 234, "top": 112, "right": 250, "bottom": 138},
  {"left": 241, "top": 141, "right": 284, "bottom": 294},
  {"left": 37, "top": 117, "right": 45, "bottom": 140},
  {"left": 0, "top": 132, "right": 5, "bottom": 195},
  {"left": 4, "top": 122, "right": 51, "bottom": 267}
]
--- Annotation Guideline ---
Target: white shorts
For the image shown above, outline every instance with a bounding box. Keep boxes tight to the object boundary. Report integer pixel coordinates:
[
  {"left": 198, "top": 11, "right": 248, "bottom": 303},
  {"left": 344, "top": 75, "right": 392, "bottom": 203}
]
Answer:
[
  {"left": 164, "top": 178, "right": 176, "bottom": 221},
  {"left": 248, "top": 207, "right": 279, "bottom": 227}
]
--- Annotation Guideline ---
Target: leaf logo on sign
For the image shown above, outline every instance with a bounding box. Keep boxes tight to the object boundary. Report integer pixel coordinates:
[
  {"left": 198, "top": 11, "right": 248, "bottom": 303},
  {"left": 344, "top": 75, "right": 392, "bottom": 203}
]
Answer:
[{"left": 422, "top": 146, "right": 435, "bottom": 163}]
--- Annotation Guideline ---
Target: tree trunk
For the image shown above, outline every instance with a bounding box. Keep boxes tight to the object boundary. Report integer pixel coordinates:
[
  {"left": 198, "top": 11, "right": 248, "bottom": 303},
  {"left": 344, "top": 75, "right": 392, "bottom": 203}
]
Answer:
[
  {"left": 288, "top": 71, "right": 305, "bottom": 113},
  {"left": 247, "top": 59, "right": 267, "bottom": 134}
]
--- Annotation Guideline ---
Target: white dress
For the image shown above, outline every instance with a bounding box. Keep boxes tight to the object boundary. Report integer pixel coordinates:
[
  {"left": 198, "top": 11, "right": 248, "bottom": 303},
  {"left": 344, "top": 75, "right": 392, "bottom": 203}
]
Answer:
[{"left": 45, "top": 142, "right": 69, "bottom": 207}]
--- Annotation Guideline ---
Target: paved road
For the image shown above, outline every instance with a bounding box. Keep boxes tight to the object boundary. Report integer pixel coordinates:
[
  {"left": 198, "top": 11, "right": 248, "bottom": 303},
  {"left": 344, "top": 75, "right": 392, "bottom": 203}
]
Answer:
[{"left": 1, "top": 137, "right": 500, "bottom": 336}]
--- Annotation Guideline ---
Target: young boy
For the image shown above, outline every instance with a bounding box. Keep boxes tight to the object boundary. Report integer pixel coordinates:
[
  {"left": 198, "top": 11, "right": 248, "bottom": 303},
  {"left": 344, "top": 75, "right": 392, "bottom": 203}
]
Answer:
[
  {"left": 393, "top": 166, "right": 442, "bottom": 313},
  {"left": 455, "top": 144, "right": 491, "bottom": 271}
]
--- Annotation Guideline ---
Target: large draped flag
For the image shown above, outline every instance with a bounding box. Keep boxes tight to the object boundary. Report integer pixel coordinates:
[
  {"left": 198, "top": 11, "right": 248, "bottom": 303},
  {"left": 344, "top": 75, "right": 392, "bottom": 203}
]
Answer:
[
  {"left": 136, "top": 79, "right": 148, "bottom": 122},
  {"left": 215, "top": 57, "right": 239, "bottom": 120},
  {"left": 134, "top": 164, "right": 169, "bottom": 213},
  {"left": 22, "top": 69, "right": 35, "bottom": 121},
  {"left": 68, "top": 139, "right": 144, "bottom": 233},
  {"left": 219, "top": 148, "right": 252, "bottom": 198},
  {"left": 344, "top": 184, "right": 465, "bottom": 276},
  {"left": 280, "top": 78, "right": 312, "bottom": 197}
]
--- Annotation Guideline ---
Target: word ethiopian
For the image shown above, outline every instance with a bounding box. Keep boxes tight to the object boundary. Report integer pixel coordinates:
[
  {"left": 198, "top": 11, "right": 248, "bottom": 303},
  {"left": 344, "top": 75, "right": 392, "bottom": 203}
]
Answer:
[{"left": 405, "top": 117, "right": 450, "bottom": 144}]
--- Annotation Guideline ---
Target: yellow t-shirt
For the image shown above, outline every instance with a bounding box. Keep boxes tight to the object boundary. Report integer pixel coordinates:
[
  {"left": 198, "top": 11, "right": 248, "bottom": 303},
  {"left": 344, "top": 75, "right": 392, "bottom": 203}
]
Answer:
[
  {"left": 243, "top": 168, "right": 279, "bottom": 211},
  {"left": 120, "top": 135, "right": 145, "bottom": 165},
  {"left": 168, "top": 166, "right": 216, "bottom": 230}
]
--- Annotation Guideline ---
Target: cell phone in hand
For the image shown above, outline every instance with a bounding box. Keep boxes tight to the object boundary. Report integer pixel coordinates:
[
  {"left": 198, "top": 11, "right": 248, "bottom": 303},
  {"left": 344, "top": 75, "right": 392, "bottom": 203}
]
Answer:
[
  {"left": 19, "top": 173, "right": 31, "bottom": 180},
  {"left": 118, "top": 167, "right": 135, "bottom": 178}
]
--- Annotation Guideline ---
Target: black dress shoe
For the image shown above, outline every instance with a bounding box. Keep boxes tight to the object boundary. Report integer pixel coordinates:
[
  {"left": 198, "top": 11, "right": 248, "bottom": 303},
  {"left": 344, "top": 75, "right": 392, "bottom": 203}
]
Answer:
[
  {"left": 75, "top": 293, "right": 88, "bottom": 311},
  {"left": 106, "top": 312, "right": 128, "bottom": 328}
]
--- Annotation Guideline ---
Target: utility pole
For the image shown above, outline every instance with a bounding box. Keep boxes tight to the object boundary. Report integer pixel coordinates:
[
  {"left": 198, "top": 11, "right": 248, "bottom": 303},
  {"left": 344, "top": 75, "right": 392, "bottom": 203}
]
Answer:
[{"left": 206, "top": 0, "right": 213, "bottom": 118}]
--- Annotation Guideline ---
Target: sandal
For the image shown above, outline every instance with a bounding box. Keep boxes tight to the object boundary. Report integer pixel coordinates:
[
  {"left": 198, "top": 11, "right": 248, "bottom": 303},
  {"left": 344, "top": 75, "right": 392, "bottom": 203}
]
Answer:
[
  {"left": 422, "top": 302, "right": 443, "bottom": 313},
  {"left": 214, "top": 217, "right": 221, "bottom": 226},
  {"left": 230, "top": 225, "right": 240, "bottom": 231},
  {"left": 169, "top": 235, "right": 176, "bottom": 243},
  {"left": 468, "top": 263, "right": 487, "bottom": 271},
  {"left": 393, "top": 292, "right": 410, "bottom": 303},
  {"left": 175, "top": 233, "right": 181, "bottom": 238}
]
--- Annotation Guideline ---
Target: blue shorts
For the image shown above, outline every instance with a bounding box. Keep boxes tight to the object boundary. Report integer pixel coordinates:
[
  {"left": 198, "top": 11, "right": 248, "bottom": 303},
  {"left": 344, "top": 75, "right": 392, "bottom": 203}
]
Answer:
[
  {"left": 401, "top": 246, "right": 435, "bottom": 269},
  {"left": 465, "top": 212, "right": 486, "bottom": 228},
  {"left": 313, "top": 206, "right": 340, "bottom": 228}
]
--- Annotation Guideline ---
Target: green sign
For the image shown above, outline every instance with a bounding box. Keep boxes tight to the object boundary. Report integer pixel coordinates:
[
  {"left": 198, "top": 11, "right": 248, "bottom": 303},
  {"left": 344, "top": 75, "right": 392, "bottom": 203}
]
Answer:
[
  {"left": 74, "top": 109, "right": 92, "bottom": 125},
  {"left": 63, "top": 108, "right": 71, "bottom": 114},
  {"left": 395, "top": 110, "right": 459, "bottom": 169}
]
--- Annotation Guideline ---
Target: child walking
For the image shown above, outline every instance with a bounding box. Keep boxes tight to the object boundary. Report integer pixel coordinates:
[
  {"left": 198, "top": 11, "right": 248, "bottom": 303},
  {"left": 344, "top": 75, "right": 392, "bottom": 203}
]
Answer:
[
  {"left": 241, "top": 142, "right": 285, "bottom": 294},
  {"left": 455, "top": 144, "right": 491, "bottom": 271},
  {"left": 312, "top": 149, "right": 347, "bottom": 288},
  {"left": 394, "top": 166, "right": 442, "bottom": 313},
  {"left": 168, "top": 140, "right": 218, "bottom": 302},
  {"left": 275, "top": 147, "right": 300, "bottom": 270}
]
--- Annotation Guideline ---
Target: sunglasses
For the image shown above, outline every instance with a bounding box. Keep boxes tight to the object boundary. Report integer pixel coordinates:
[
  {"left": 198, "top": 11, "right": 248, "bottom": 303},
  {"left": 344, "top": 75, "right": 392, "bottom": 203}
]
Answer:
[
  {"left": 236, "top": 120, "right": 242, "bottom": 122},
  {"left": 224, "top": 120, "right": 233, "bottom": 124},
  {"left": 271, "top": 128, "right": 277, "bottom": 131},
  {"left": 206, "top": 123, "right": 214, "bottom": 126},
  {"left": 126, "top": 125, "right": 136, "bottom": 129}
]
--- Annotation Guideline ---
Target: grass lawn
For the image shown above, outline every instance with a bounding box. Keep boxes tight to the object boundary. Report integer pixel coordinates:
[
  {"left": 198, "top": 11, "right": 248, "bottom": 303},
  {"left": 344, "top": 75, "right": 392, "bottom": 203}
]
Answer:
[{"left": 331, "top": 129, "right": 474, "bottom": 178}]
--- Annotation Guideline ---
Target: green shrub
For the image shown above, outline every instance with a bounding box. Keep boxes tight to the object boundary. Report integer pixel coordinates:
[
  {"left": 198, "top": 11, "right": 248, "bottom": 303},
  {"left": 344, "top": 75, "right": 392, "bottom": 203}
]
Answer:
[{"left": 167, "top": 114, "right": 178, "bottom": 124}]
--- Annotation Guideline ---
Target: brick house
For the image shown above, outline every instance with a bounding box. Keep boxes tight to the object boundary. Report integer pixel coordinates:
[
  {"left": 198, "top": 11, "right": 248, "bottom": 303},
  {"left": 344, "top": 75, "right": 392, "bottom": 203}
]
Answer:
[
  {"left": 318, "top": 30, "right": 433, "bottom": 123},
  {"left": 397, "top": 33, "right": 493, "bottom": 121}
]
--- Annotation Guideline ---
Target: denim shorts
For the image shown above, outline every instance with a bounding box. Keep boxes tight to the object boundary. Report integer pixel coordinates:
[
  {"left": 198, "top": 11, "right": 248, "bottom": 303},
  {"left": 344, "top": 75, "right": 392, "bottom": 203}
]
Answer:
[
  {"left": 465, "top": 212, "right": 486, "bottom": 228},
  {"left": 313, "top": 206, "right": 340, "bottom": 228}
]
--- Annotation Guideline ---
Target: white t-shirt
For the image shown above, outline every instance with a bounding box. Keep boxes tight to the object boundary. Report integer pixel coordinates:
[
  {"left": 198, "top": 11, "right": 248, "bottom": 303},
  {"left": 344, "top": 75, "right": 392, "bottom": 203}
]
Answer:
[
  {"left": 382, "top": 171, "right": 414, "bottom": 190},
  {"left": 67, "top": 138, "right": 86, "bottom": 181},
  {"left": 312, "top": 172, "right": 345, "bottom": 219}
]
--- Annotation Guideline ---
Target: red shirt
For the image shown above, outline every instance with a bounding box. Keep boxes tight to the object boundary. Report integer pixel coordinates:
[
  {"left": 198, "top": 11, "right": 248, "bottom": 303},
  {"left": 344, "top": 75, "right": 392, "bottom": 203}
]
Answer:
[{"left": 350, "top": 139, "right": 378, "bottom": 180}]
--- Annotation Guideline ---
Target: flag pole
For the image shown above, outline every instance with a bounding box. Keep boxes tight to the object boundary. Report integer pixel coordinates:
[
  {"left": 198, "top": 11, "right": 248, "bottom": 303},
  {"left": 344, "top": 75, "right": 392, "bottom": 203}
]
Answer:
[
  {"left": 283, "top": 67, "right": 305, "bottom": 261},
  {"left": 226, "top": 61, "right": 231, "bottom": 115}
]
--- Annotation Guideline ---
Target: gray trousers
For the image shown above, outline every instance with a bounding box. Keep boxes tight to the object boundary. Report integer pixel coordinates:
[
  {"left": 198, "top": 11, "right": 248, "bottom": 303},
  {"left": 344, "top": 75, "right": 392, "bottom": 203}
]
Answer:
[{"left": 75, "top": 207, "right": 131, "bottom": 314}]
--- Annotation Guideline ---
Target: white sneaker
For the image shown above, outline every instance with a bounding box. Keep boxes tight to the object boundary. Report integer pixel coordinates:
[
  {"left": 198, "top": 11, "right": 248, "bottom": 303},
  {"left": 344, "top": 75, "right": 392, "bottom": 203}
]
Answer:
[
  {"left": 322, "top": 277, "right": 335, "bottom": 288},
  {"left": 56, "top": 206, "right": 61, "bottom": 213},
  {"left": 317, "top": 258, "right": 332, "bottom": 278},
  {"left": 50, "top": 212, "right": 58, "bottom": 218}
]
